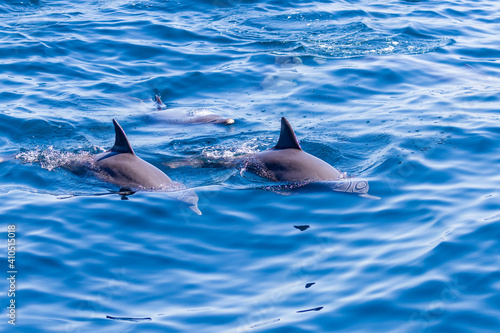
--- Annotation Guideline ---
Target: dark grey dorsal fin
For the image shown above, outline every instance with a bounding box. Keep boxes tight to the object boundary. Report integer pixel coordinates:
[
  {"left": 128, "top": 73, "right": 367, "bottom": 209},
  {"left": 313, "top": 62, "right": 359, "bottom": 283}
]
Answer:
[
  {"left": 274, "top": 117, "right": 301, "bottom": 150},
  {"left": 111, "top": 119, "right": 135, "bottom": 154}
]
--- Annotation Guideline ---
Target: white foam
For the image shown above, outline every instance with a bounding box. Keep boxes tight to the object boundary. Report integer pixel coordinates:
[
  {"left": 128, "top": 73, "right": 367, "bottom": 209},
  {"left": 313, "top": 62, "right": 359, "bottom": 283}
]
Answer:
[
  {"left": 16, "top": 147, "right": 95, "bottom": 171},
  {"left": 202, "top": 140, "right": 261, "bottom": 160}
]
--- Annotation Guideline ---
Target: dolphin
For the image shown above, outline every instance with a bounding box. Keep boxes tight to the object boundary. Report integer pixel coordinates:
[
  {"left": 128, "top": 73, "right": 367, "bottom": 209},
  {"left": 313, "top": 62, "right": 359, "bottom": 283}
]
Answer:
[
  {"left": 154, "top": 95, "right": 235, "bottom": 125},
  {"left": 241, "top": 117, "right": 378, "bottom": 198},
  {"left": 92, "top": 119, "right": 202, "bottom": 214}
]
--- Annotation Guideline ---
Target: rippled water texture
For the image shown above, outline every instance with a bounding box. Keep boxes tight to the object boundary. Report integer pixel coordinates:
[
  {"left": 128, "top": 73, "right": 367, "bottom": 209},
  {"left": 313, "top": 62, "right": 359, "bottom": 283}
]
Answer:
[{"left": 1, "top": 0, "right": 500, "bottom": 332}]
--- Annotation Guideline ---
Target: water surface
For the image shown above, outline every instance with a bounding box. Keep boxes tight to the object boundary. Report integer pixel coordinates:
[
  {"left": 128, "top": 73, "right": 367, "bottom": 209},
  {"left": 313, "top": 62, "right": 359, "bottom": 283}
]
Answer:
[{"left": 1, "top": 0, "right": 500, "bottom": 332}]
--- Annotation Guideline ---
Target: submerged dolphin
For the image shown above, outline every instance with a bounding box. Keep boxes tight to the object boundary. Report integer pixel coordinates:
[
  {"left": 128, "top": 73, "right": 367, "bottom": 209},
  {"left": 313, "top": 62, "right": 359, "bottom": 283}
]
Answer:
[
  {"left": 242, "top": 117, "right": 377, "bottom": 198},
  {"left": 93, "top": 119, "right": 201, "bottom": 214},
  {"left": 154, "top": 95, "right": 235, "bottom": 125}
]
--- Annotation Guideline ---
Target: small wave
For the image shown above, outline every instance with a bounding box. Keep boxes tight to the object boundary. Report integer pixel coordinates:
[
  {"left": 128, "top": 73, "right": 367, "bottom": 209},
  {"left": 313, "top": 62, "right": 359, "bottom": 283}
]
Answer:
[{"left": 210, "top": 7, "right": 452, "bottom": 58}]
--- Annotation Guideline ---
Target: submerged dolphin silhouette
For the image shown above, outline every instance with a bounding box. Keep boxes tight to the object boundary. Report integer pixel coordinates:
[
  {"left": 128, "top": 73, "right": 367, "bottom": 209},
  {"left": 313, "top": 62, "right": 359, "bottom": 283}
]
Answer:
[
  {"left": 154, "top": 95, "right": 235, "bottom": 125},
  {"left": 93, "top": 119, "right": 201, "bottom": 214},
  {"left": 242, "top": 117, "right": 377, "bottom": 198}
]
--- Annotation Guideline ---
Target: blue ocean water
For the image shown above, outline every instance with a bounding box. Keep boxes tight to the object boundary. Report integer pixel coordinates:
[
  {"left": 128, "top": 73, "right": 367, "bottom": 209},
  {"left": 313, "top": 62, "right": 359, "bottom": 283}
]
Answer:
[{"left": 1, "top": 0, "right": 500, "bottom": 332}]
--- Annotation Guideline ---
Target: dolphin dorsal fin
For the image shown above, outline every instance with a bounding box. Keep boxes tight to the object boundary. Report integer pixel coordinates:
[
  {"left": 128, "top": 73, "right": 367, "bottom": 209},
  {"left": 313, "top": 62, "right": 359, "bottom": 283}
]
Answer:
[
  {"left": 274, "top": 117, "right": 301, "bottom": 150},
  {"left": 111, "top": 119, "right": 135, "bottom": 154}
]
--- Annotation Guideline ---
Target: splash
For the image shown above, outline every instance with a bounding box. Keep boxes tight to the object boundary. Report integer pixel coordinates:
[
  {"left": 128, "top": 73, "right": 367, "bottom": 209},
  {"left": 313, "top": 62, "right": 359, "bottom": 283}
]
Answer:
[
  {"left": 16, "top": 146, "right": 101, "bottom": 171},
  {"left": 202, "top": 139, "right": 262, "bottom": 160},
  {"left": 188, "top": 107, "right": 219, "bottom": 117}
]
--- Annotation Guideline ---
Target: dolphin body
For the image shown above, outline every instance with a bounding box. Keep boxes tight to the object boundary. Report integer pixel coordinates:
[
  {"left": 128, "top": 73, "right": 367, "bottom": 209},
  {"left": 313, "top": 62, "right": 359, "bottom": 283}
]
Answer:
[
  {"left": 242, "top": 117, "right": 377, "bottom": 198},
  {"left": 154, "top": 95, "right": 235, "bottom": 125},
  {"left": 93, "top": 119, "right": 201, "bottom": 214}
]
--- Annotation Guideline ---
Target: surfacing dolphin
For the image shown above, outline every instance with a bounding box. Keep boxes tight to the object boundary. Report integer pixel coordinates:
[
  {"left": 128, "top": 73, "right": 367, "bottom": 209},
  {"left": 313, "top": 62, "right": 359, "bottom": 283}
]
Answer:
[
  {"left": 241, "top": 117, "right": 378, "bottom": 199},
  {"left": 92, "top": 119, "right": 202, "bottom": 214},
  {"left": 154, "top": 95, "right": 235, "bottom": 125}
]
